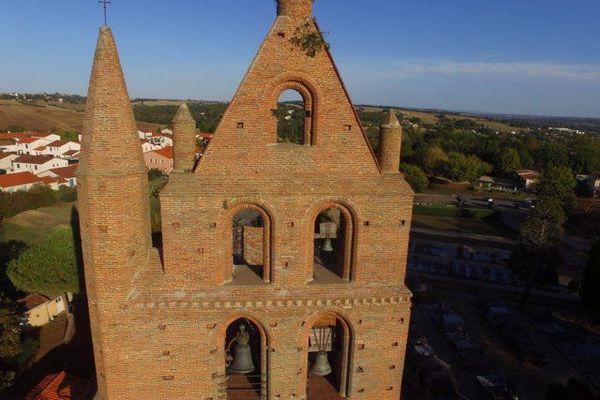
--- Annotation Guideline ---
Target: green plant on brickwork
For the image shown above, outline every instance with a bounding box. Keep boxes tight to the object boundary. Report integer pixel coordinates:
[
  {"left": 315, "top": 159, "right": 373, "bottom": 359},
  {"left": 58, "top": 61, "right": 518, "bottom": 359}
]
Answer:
[{"left": 289, "top": 18, "right": 329, "bottom": 58}]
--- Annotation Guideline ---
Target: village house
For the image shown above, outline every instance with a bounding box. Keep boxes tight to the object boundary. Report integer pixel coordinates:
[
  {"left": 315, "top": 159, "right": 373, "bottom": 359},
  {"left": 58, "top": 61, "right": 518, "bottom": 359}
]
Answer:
[
  {"left": 587, "top": 173, "right": 600, "bottom": 197},
  {"left": 514, "top": 169, "right": 540, "bottom": 190},
  {"left": 140, "top": 139, "right": 161, "bottom": 153},
  {"left": 0, "top": 152, "right": 18, "bottom": 172},
  {"left": 0, "top": 139, "right": 18, "bottom": 153},
  {"left": 15, "top": 133, "right": 61, "bottom": 155},
  {"left": 143, "top": 146, "right": 173, "bottom": 174},
  {"left": 39, "top": 164, "right": 79, "bottom": 187},
  {"left": 12, "top": 154, "right": 69, "bottom": 175},
  {"left": 44, "top": 140, "right": 81, "bottom": 158},
  {"left": 23, "top": 371, "right": 95, "bottom": 400},
  {"left": 18, "top": 293, "right": 71, "bottom": 328},
  {"left": 477, "top": 175, "right": 519, "bottom": 192},
  {"left": 0, "top": 171, "right": 62, "bottom": 192}
]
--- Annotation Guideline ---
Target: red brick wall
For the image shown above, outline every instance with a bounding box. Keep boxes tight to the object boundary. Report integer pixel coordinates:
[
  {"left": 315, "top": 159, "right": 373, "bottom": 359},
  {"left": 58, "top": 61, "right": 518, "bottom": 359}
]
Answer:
[
  {"left": 80, "top": 3, "right": 414, "bottom": 400},
  {"left": 243, "top": 226, "right": 264, "bottom": 266}
]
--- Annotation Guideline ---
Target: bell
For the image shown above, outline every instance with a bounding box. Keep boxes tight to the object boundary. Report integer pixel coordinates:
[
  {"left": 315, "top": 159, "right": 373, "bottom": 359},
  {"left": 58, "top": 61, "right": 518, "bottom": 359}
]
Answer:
[
  {"left": 322, "top": 238, "right": 334, "bottom": 252},
  {"left": 311, "top": 351, "right": 332, "bottom": 376},
  {"left": 229, "top": 326, "right": 255, "bottom": 374}
]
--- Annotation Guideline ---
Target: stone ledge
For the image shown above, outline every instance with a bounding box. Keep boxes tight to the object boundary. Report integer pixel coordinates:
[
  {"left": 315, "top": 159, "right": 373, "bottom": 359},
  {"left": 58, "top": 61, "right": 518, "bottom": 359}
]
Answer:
[{"left": 134, "top": 295, "right": 409, "bottom": 310}]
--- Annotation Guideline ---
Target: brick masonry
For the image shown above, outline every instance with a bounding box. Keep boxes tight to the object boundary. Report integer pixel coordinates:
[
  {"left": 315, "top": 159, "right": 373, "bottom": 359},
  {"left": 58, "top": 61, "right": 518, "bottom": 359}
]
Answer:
[{"left": 77, "top": 1, "right": 414, "bottom": 399}]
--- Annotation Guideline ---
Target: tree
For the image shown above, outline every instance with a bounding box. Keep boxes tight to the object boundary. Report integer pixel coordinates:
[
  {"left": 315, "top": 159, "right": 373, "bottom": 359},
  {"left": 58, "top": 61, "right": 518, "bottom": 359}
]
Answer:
[
  {"left": 0, "top": 294, "right": 39, "bottom": 391},
  {"left": 400, "top": 164, "right": 429, "bottom": 193},
  {"left": 511, "top": 196, "right": 566, "bottom": 295},
  {"left": 7, "top": 228, "right": 80, "bottom": 297},
  {"left": 580, "top": 239, "right": 600, "bottom": 320},
  {"left": 420, "top": 145, "right": 448, "bottom": 174},
  {"left": 495, "top": 148, "right": 521, "bottom": 175},
  {"left": 537, "top": 142, "right": 569, "bottom": 171},
  {"left": 440, "top": 152, "right": 492, "bottom": 182},
  {"left": 536, "top": 166, "right": 576, "bottom": 207},
  {"left": 0, "top": 295, "right": 23, "bottom": 360},
  {"left": 571, "top": 137, "right": 600, "bottom": 175}
]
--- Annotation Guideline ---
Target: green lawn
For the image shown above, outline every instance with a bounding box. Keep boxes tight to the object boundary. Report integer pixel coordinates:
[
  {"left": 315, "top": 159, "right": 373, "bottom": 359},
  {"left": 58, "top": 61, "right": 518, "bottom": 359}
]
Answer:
[
  {"left": 0, "top": 202, "right": 76, "bottom": 245},
  {"left": 412, "top": 213, "right": 518, "bottom": 239}
]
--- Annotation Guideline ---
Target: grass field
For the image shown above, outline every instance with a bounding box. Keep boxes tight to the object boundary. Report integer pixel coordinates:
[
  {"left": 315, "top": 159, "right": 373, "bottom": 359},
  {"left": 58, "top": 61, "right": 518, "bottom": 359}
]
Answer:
[
  {"left": 360, "top": 105, "right": 521, "bottom": 132},
  {"left": 0, "top": 202, "right": 76, "bottom": 244},
  {"left": 412, "top": 213, "right": 518, "bottom": 239},
  {"left": 0, "top": 100, "right": 161, "bottom": 132}
]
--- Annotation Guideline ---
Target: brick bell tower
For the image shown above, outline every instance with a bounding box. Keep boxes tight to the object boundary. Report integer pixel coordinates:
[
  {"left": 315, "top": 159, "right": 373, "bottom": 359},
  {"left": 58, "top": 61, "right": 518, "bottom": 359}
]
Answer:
[{"left": 78, "top": 1, "right": 413, "bottom": 399}]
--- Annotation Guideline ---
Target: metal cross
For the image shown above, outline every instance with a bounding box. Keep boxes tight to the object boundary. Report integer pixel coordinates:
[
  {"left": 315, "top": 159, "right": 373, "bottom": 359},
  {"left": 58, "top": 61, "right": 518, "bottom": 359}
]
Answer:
[{"left": 99, "top": 0, "right": 111, "bottom": 26}]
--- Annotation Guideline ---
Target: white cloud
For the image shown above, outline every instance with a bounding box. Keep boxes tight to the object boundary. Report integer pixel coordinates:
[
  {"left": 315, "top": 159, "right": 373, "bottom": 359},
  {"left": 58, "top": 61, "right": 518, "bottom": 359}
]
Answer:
[{"left": 380, "top": 60, "right": 600, "bottom": 83}]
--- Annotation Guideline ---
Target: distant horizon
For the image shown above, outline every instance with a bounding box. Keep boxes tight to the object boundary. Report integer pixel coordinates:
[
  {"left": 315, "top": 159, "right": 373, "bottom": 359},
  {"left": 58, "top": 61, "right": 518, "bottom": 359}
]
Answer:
[
  {"left": 2, "top": 0, "right": 599, "bottom": 119},
  {"left": 5, "top": 91, "right": 600, "bottom": 122}
]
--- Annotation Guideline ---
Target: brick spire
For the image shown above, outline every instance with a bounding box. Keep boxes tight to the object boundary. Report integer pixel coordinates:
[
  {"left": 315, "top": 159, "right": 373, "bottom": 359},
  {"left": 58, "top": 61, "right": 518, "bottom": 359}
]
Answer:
[
  {"left": 76, "top": 27, "right": 152, "bottom": 399},
  {"left": 378, "top": 109, "right": 402, "bottom": 174},
  {"left": 172, "top": 103, "right": 197, "bottom": 172},
  {"left": 79, "top": 26, "right": 145, "bottom": 175},
  {"left": 277, "top": 0, "right": 313, "bottom": 19}
]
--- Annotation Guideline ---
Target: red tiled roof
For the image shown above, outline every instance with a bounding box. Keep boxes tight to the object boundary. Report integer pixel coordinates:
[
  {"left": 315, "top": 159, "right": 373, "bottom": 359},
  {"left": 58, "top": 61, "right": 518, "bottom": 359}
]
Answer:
[
  {"left": 50, "top": 164, "right": 79, "bottom": 179},
  {"left": 0, "top": 131, "right": 41, "bottom": 140},
  {"left": 23, "top": 371, "right": 94, "bottom": 400},
  {"left": 47, "top": 140, "right": 67, "bottom": 147},
  {"left": 0, "top": 172, "right": 44, "bottom": 189},
  {"left": 34, "top": 146, "right": 47, "bottom": 151},
  {"left": 14, "top": 154, "right": 54, "bottom": 165},
  {"left": 39, "top": 175, "right": 66, "bottom": 185},
  {"left": 0, "top": 152, "right": 17, "bottom": 160},
  {"left": 63, "top": 150, "right": 79, "bottom": 156},
  {"left": 152, "top": 146, "right": 173, "bottom": 159},
  {"left": 19, "top": 293, "right": 50, "bottom": 310},
  {"left": 19, "top": 137, "right": 41, "bottom": 144}
]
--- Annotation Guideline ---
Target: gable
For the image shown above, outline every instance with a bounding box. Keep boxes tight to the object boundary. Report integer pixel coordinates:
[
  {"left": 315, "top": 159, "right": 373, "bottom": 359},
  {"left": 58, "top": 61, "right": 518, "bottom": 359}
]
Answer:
[{"left": 196, "top": 13, "right": 380, "bottom": 179}]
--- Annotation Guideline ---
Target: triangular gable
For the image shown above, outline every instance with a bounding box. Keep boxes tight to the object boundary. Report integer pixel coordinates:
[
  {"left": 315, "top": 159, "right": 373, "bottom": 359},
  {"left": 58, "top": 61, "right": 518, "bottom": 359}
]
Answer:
[{"left": 197, "top": 9, "right": 380, "bottom": 178}]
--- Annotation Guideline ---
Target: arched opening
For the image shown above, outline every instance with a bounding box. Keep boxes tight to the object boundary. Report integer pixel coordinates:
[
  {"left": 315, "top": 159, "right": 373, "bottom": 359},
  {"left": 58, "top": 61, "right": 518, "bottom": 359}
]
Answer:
[
  {"left": 231, "top": 208, "right": 270, "bottom": 285},
  {"left": 274, "top": 89, "right": 307, "bottom": 145},
  {"left": 225, "top": 317, "right": 268, "bottom": 400},
  {"left": 305, "top": 313, "right": 352, "bottom": 400},
  {"left": 312, "top": 206, "right": 353, "bottom": 283}
]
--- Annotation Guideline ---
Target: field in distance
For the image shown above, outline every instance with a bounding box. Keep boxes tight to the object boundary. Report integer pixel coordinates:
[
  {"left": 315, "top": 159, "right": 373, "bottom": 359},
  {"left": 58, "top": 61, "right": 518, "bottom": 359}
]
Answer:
[{"left": 0, "top": 99, "right": 161, "bottom": 132}]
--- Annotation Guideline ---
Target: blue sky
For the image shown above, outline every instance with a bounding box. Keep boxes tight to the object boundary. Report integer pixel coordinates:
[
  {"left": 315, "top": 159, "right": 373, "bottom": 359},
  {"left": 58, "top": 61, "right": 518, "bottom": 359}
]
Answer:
[{"left": 1, "top": 0, "right": 599, "bottom": 117}]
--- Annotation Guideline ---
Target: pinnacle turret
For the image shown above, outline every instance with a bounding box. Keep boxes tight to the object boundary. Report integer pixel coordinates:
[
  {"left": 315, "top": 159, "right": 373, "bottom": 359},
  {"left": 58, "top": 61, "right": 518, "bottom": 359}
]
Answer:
[
  {"left": 79, "top": 26, "right": 144, "bottom": 175},
  {"left": 172, "top": 103, "right": 197, "bottom": 172},
  {"left": 382, "top": 109, "right": 401, "bottom": 128},
  {"left": 378, "top": 109, "right": 402, "bottom": 174},
  {"left": 172, "top": 103, "right": 195, "bottom": 123}
]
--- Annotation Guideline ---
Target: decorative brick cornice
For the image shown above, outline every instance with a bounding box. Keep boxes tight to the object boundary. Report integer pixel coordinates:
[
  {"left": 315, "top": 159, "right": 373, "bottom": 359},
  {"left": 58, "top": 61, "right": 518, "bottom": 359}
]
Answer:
[{"left": 134, "top": 295, "right": 408, "bottom": 310}]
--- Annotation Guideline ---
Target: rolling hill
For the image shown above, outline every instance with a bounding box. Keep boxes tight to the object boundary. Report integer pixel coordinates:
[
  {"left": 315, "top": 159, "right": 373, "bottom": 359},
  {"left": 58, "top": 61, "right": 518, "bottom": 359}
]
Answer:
[{"left": 0, "top": 99, "right": 162, "bottom": 133}]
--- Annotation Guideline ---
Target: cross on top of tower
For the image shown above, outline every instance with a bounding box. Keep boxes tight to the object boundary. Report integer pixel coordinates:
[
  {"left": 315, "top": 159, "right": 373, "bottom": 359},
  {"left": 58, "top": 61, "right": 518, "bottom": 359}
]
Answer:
[{"left": 98, "top": 0, "right": 111, "bottom": 26}]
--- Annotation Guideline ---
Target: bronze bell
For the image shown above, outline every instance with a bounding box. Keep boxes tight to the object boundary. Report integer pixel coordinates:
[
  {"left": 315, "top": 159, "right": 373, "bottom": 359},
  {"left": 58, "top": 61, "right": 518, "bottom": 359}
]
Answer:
[
  {"left": 322, "top": 238, "right": 334, "bottom": 252},
  {"left": 311, "top": 351, "right": 332, "bottom": 376},
  {"left": 229, "top": 325, "right": 255, "bottom": 374}
]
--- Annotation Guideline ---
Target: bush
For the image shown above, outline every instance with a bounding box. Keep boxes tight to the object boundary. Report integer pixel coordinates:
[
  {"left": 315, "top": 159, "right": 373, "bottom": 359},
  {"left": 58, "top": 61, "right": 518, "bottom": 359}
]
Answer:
[
  {"left": 7, "top": 228, "right": 80, "bottom": 297},
  {"left": 401, "top": 164, "right": 429, "bottom": 193},
  {"left": 0, "top": 184, "right": 76, "bottom": 220}
]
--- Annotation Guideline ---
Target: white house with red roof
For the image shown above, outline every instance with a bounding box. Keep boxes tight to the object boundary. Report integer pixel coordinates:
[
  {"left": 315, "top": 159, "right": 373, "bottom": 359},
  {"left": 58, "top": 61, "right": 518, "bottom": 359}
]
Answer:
[
  {"left": 12, "top": 154, "right": 69, "bottom": 175},
  {"left": 140, "top": 139, "right": 161, "bottom": 153},
  {"left": 143, "top": 146, "right": 173, "bottom": 174},
  {"left": 44, "top": 140, "right": 81, "bottom": 158},
  {"left": 39, "top": 164, "right": 79, "bottom": 188},
  {"left": 0, "top": 171, "right": 64, "bottom": 192},
  {"left": 0, "top": 139, "right": 17, "bottom": 153},
  {"left": 15, "top": 133, "right": 60, "bottom": 155},
  {"left": 0, "top": 152, "right": 18, "bottom": 172}
]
